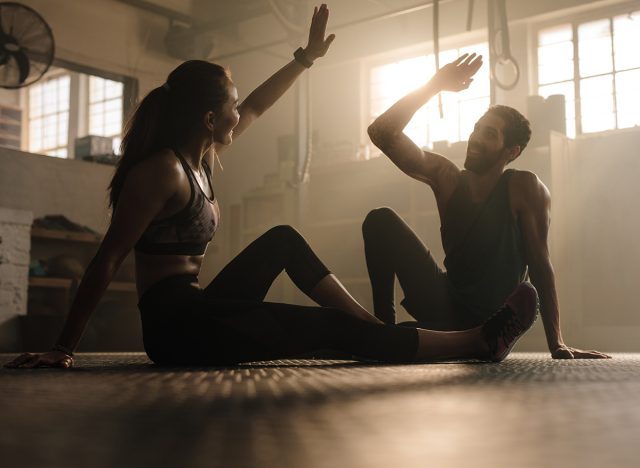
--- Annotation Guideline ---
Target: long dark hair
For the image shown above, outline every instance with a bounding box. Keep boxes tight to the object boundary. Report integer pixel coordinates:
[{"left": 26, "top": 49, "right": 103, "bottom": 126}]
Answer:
[{"left": 109, "top": 60, "right": 230, "bottom": 208}]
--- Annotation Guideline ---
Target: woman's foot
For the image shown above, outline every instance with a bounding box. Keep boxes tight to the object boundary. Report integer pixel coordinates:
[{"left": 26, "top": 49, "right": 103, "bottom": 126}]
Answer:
[{"left": 481, "top": 282, "right": 540, "bottom": 362}]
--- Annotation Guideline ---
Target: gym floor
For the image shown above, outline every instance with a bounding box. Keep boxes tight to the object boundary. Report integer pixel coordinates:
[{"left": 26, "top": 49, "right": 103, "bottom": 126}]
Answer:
[{"left": 1, "top": 352, "right": 638, "bottom": 468}]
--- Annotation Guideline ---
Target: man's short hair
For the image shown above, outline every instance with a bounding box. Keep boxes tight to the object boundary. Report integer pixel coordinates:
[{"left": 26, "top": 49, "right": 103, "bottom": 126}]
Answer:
[{"left": 484, "top": 105, "right": 532, "bottom": 154}]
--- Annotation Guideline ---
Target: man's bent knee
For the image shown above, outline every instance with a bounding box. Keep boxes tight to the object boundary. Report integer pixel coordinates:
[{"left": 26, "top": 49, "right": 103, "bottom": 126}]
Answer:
[{"left": 362, "top": 207, "right": 400, "bottom": 234}]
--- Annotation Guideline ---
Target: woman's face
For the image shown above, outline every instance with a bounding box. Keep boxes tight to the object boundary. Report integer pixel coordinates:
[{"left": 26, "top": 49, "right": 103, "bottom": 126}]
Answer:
[{"left": 212, "top": 80, "right": 240, "bottom": 146}]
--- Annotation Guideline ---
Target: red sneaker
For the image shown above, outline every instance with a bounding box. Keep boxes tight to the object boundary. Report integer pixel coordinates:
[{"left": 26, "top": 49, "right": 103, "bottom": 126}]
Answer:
[{"left": 482, "top": 282, "right": 539, "bottom": 362}]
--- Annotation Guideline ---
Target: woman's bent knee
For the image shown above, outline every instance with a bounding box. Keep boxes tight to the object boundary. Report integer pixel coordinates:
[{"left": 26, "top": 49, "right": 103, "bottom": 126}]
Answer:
[{"left": 263, "top": 224, "right": 301, "bottom": 244}]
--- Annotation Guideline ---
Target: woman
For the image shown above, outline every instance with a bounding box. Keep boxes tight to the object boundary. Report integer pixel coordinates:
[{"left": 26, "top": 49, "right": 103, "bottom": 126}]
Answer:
[{"left": 5, "top": 5, "right": 537, "bottom": 369}]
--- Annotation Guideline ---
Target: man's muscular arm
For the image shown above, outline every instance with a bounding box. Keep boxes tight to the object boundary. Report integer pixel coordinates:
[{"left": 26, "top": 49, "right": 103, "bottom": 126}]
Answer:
[
  {"left": 516, "top": 172, "right": 611, "bottom": 359},
  {"left": 367, "top": 54, "right": 482, "bottom": 190}
]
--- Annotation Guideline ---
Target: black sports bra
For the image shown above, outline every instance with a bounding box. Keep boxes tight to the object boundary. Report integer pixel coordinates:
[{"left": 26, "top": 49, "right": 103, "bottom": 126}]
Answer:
[{"left": 134, "top": 150, "right": 219, "bottom": 256}]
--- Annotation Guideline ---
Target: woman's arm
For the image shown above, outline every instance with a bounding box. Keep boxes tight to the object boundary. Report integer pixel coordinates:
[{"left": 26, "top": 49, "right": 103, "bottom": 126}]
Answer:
[
  {"left": 4, "top": 151, "right": 181, "bottom": 368},
  {"left": 214, "top": 3, "right": 335, "bottom": 155}
]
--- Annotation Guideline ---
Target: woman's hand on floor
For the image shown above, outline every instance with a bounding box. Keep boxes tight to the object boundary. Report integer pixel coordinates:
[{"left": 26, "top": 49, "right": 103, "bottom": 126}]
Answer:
[{"left": 4, "top": 351, "right": 74, "bottom": 369}]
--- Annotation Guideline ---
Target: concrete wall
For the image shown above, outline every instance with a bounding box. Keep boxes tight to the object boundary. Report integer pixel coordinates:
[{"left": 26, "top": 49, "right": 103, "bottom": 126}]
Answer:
[
  {"left": 0, "top": 208, "right": 33, "bottom": 351},
  {"left": 0, "top": 148, "right": 114, "bottom": 233}
]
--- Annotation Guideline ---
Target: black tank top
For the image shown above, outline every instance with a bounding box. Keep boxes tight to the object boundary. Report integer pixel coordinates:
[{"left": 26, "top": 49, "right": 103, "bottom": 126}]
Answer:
[
  {"left": 441, "top": 169, "right": 527, "bottom": 320},
  {"left": 134, "top": 150, "right": 219, "bottom": 256}
]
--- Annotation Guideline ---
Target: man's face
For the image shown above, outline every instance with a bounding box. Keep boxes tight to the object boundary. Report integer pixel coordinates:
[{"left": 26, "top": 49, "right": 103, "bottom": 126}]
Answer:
[{"left": 464, "top": 112, "right": 511, "bottom": 174}]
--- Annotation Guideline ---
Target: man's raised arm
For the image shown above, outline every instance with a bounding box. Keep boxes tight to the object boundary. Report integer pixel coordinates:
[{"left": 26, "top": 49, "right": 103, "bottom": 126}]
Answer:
[{"left": 367, "top": 53, "right": 483, "bottom": 188}]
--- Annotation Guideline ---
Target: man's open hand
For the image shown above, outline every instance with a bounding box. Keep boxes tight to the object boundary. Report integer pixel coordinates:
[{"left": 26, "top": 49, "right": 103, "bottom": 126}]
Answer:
[
  {"left": 551, "top": 345, "right": 611, "bottom": 359},
  {"left": 430, "top": 53, "right": 483, "bottom": 92}
]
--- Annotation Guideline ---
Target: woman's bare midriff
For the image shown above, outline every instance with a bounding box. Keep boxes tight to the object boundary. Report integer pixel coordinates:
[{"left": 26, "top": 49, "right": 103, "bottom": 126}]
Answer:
[{"left": 135, "top": 251, "right": 203, "bottom": 297}]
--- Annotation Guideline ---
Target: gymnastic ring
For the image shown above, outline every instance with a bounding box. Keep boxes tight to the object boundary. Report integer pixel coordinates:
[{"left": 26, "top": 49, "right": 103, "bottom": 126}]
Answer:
[{"left": 491, "top": 56, "right": 520, "bottom": 91}]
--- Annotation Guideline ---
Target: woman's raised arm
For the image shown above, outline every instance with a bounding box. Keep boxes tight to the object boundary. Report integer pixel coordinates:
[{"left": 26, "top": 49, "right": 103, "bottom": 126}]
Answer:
[{"left": 215, "top": 3, "right": 335, "bottom": 154}]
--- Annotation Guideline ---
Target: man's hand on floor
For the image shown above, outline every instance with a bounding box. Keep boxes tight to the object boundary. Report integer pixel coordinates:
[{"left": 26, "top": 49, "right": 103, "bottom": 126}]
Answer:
[{"left": 551, "top": 345, "right": 611, "bottom": 359}]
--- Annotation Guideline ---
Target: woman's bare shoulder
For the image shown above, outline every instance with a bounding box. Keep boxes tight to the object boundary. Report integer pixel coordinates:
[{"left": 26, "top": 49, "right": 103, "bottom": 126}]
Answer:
[{"left": 128, "top": 149, "right": 185, "bottom": 185}]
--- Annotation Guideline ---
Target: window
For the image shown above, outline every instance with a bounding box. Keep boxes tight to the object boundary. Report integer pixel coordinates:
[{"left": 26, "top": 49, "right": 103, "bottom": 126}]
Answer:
[
  {"left": 368, "top": 43, "right": 490, "bottom": 150},
  {"left": 18, "top": 63, "right": 133, "bottom": 159},
  {"left": 28, "top": 74, "right": 71, "bottom": 158},
  {"left": 537, "top": 9, "right": 640, "bottom": 137},
  {"left": 89, "top": 76, "right": 124, "bottom": 153}
]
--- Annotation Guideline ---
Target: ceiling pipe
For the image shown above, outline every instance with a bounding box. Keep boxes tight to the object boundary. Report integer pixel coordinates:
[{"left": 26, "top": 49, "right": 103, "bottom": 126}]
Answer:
[
  {"left": 115, "top": 0, "right": 194, "bottom": 25},
  {"left": 210, "top": 0, "right": 458, "bottom": 61}
]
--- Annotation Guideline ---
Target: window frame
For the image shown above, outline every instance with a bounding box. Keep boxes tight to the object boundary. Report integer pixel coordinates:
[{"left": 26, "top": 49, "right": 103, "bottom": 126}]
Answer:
[
  {"left": 531, "top": 2, "right": 640, "bottom": 137},
  {"left": 23, "top": 58, "right": 137, "bottom": 159}
]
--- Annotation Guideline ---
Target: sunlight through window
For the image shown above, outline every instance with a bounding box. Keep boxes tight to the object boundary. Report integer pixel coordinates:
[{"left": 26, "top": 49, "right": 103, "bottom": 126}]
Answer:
[
  {"left": 28, "top": 75, "right": 70, "bottom": 158},
  {"left": 89, "top": 76, "right": 124, "bottom": 154},
  {"left": 537, "top": 10, "right": 640, "bottom": 136},
  {"left": 370, "top": 43, "right": 489, "bottom": 150}
]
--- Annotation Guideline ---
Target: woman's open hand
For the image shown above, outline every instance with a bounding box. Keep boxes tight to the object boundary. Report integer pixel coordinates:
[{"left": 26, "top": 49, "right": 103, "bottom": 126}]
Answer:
[
  {"left": 4, "top": 350, "right": 74, "bottom": 369},
  {"left": 303, "top": 4, "right": 336, "bottom": 61}
]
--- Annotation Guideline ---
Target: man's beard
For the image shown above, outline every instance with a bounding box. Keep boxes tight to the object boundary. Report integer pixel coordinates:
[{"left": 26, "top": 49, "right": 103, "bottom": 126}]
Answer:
[{"left": 464, "top": 145, "right": 501, "bottom": 174}]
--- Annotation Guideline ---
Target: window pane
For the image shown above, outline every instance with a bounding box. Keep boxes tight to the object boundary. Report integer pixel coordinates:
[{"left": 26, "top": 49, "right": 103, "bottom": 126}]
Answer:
[
  {"left": 437, "top": 49, "right": 458, "bottom": 69},
  {"left": 616, "top": 69, "right": 640, "bottom": 128},
  {"left": 538, "top": 41, "right": 574, "bottom": 84},
  {"left": 57, "top": 111, "right": 68, "bottom": 145},
  {"left": 105, "top": 80, "right": 123, "bottom": 100},
  {"left": 104, "top": 111, "right": 121, "bottom": 135},
  {"left": 427, "top": 95, "right": 459, "bottom": 144},
  {"left": 27, "top": 74, "right": 70, "bottom": 157},
  {"left": 459, "top": 97, "right": 490, "bottom": 141},
  {"left": 90, "top": 76, "right": 105, "bottom": 102},
  {"left": 614, "top": 11, "right": 640, "bottom": 70},
  {"left": 90, "top": 113, "right": 104, "bottom": 135},
  {"left": 105, "top": 98, "right": 121, "bottom": 113},
  {"left": 580, "top": 75, "right": 614, "bottom": 132},
  {"left": 369, "top": 55, "right": 431, "bottom": 147},
  {"left": 578, "top": 19, "right": 613, "bottom": 77},
  {"left": 43, "top": 114, "right": 56, "bottom": 148},
  {"left": 29, "top": 85, "right": 42, "bottom": 117},
  {"left": 539, "top": 24, "right": 572, "bottom": 46},
  {"left": 404, "top": 107, "right": 428, "bottom": 148},
  {"left": 58, "top": 76, "right": 70, "bottom": 111},
  {"left": 43, "top": 81, "right": 57, "bottom": 115}
]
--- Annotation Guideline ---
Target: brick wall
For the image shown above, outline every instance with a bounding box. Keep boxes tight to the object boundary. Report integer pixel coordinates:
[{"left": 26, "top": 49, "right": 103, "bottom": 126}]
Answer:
[{"left": 0, "top": 207, "right": 32, "bottom": 351}]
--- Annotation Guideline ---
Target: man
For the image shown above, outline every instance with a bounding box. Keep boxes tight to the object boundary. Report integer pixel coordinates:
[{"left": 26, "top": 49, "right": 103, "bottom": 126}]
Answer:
[{"left": 365, "top": 53, "right": 609, "bottom": 359}]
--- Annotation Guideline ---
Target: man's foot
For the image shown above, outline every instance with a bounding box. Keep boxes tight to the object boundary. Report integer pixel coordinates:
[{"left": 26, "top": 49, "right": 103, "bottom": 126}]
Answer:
[{"left": 481, "top": 282, "right": 540, "bottom": 362}]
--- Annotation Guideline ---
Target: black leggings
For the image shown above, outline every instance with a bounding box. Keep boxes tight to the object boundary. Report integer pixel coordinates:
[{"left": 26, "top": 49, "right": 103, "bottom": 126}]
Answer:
[
  {"left": 138, "top": 225, "right": 418, "bottom": 365},
  {"left": 362, "top": 207, "right": 480, "bottom": 331}
]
